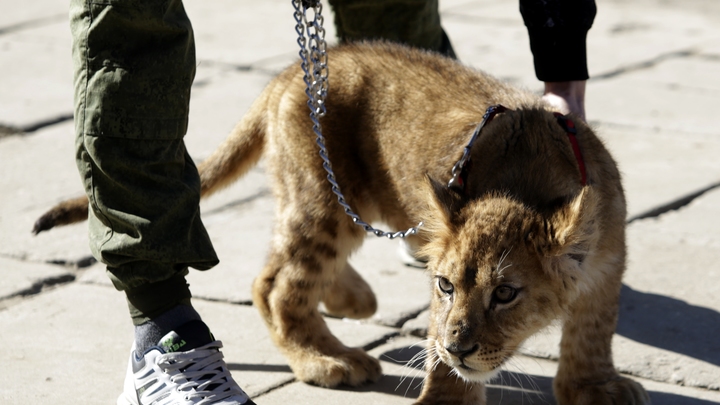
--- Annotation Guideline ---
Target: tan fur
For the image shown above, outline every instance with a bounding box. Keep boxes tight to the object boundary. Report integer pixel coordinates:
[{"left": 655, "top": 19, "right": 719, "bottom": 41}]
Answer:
[{"left": 37, "top": 42, "right": 648, "bottom": 404}]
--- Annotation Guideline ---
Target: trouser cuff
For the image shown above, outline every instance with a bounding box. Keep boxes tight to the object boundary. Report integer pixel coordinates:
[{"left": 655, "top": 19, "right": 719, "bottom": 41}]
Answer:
[{"left": 125, "top": 272, "right": 193, "bottom": 325}]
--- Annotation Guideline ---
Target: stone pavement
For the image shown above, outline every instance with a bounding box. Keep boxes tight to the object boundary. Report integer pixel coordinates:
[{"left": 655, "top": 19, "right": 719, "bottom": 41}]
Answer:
[{"left": 1, "top": 0, "right": 719, "bottom": 403}]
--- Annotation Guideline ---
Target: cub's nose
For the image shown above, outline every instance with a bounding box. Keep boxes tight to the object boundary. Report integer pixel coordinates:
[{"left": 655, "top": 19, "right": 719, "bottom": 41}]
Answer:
[{"left": 445, "top": 342, "right": 479, "bottom": 359}]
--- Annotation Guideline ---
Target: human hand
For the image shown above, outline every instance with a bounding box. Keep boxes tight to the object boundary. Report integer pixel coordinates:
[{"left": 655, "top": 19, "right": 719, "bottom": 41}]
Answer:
[{"left": 542, "top": 80, "right": 586, "bottom": 121}]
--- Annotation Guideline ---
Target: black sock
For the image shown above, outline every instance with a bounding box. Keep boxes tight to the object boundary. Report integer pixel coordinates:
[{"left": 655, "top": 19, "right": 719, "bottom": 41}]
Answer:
[{"left": 134, "top": 304, "right": 201, "bottom": 354}]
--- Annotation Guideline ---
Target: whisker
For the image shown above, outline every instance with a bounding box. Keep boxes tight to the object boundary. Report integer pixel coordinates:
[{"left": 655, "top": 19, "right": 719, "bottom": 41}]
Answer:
[
  {"left": 496, "top": 247, "right": 513, "bottom": 277},
  {"left": 397, "top": 349, "right": 429, "bottom": 393}
]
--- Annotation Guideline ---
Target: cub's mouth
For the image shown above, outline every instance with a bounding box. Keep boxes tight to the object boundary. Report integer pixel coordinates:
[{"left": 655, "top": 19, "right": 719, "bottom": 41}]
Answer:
[{"left": 434, "top": 340, "right": 508, "bottom": 382}]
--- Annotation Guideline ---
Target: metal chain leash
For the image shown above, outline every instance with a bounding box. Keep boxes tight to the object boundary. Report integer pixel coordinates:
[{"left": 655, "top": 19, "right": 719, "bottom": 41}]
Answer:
[{"left": 291, "top": 0, "right": 422, "bottom": 239}]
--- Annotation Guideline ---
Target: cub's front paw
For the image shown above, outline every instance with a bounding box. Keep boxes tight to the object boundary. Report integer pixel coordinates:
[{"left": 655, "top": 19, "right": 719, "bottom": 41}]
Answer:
[
  {"left": 555, "top": 375, "right": 650, "bottom": 405},
  {"left": 291, "top": 347, "right": 381, "bottom": 388}
]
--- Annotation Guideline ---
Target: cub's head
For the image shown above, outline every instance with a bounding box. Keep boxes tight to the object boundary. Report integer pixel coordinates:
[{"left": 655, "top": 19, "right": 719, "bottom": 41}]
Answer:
[{"left": 419, "top": 179, "right": 599, "bottom": 382}]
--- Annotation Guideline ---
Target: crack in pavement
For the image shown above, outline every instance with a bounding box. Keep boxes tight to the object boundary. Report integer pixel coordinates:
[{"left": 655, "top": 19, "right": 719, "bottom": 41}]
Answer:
[
  {"left": 47, "top": 255, "right": 97, "bottom": 269},
  {"left": 591, "top": 48, "right": 698, "bottom": 81},
  {"left": 382, "top": 305, "right": 430, "bottom": 329},
  {"left": 202, "top": 188, "right": 272, "bottom": 216},
  {"left": 0, "top": 273, "right": 76, "bottom": 305},
  {"left": 0, "top": 113, "right": 74, "bottom": 139},
  {"left": 627, "top": 180, "right": 720, "bottom": 223}
]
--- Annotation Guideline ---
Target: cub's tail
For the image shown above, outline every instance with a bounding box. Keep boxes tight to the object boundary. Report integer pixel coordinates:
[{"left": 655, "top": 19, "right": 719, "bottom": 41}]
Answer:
[
  {"left": 33, "top": 87, "right": 270, "bottom": 235},
  {"left": 32, "top": 195, "right": 89, "bottom": 235}
]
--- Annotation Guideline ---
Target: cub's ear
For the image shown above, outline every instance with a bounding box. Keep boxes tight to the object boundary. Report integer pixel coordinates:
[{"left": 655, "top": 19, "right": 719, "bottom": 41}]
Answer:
[
  {"left": 425, "top": 175, "right": 468, "bottom": 228},
  {"left": 534, "top": 186, "right": 600, "bottom": 261}
]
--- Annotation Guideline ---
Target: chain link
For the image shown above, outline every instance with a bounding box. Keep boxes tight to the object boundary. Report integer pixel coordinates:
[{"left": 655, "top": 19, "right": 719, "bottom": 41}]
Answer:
[{"left": 291, "top": 0, "right": 422, "bottom": 239}]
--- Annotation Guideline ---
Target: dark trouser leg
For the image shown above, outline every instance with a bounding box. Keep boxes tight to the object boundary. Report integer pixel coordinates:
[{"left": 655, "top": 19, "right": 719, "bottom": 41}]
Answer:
[
  {"left": 327, "top": 0, "right": 456, "bottom": 58},
  {"left": 70, "top": 0, "right": 218, "bottom": 325}
]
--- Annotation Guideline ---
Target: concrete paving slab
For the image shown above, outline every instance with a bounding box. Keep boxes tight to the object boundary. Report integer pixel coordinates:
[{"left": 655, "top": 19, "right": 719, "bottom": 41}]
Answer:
[
  {"left": 0, "top": 256, "right": 73, "bottom": 300},
  {"left": 0, "top": 122, "right": 91, "bottom": 264},
  {"left": 439, "top": 1, "right": 537, "bottom": 88},
  {"left": 185, "top": 191, "right": 275, "bottom": 304},
  {"left": 184, "top": 0, "right": 337, "bottom": 68},
  {"left": 186, "top": 69, "right": 274, "bottom": 160},
  {"left": 0, "top": 283, "right": 130, "bottom": 404},
  {"left": 588, "top": 58, "right": 720, "bottom": 136},
  {"left": 620, "top": 188, "right": 720, "bottom": 390},
  {"left": 588, "top": 2, "right": 719, "bottom": 78},
  {"left": 0, "top": 0, "right": 66, "bottom": 30},
  {"left": 598, "top": 128, "right": 720, "bottom": 218},
  {"left": 0, "top": 21, "right": 73, "bottom": 129},
  {"left": 0, "top": 281, "right": 397, "bottom": 403}
]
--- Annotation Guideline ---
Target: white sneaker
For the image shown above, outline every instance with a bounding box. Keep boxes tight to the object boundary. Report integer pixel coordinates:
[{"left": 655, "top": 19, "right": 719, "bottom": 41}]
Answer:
[
  {"left": 117, "top": 320, "right": 255, "bottom": 405},
  {"left": 398, "top": 239, "right": 428, "bottom": 268}
]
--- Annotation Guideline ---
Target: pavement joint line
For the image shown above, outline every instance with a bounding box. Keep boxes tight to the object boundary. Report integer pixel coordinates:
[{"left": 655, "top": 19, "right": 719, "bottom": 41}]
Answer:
[
  {"left": 46, "top": 255, "right": 97, "bottom": 269},
  {"left": 362, "top": 331, "right": 403, "bottom": 352},
  {"left": 0, "top": 273, "right": 76, "bottom": 303},
  {"left": 202, "top": 188, "right": 272, "bottom": 216},
  {"left": 190, "top": 294, "right": 254, "bottom": 307},
  {"left": 251, "top": 377, "right": 297, "bottom": 400},
  {"left": 0, "top": 123, "right": 22, "bottom": 138},
  {"left": 20, "top": 113, "right": 75, "bottom": 133},
  {"left": 591, "top": 48, "right": 698, "bottom": 81},
  {"left": 197, "top": 54, "right": 296, "bottom": 77},
  {"left": 0, "top": 113, "right": 74, "bottom": 139},
  {"left": 698, "top": 53, "right": 720, "bottom": 62},
  {"left": 379, "top": 304, "right": 430, "bottom": 329},
  {"left": 0, "top": 13, "right": 67, "bottom": 36},
  {"left": 627, "top": 180, "right": 720, "bottom": 223}
]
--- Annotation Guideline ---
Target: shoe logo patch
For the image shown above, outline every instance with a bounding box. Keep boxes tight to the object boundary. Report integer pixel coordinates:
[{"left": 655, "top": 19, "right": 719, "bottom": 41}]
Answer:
[{"left": 160, "top": 332, "right": 187, "bottom": 353}]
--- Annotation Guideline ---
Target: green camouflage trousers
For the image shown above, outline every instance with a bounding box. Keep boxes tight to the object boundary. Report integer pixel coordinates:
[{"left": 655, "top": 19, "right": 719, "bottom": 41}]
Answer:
[
  {"left": 70, "top": 0, "right": 217, "bottom": 323},
  {"left": 328, "top": 0, "right": 455, "bottom": 58}
]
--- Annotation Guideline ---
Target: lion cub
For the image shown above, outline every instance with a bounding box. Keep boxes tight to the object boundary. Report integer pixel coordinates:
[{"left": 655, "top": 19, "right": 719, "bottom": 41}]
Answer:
[{"left": 37, "top": 42, "right": 648, "bottom": 404}]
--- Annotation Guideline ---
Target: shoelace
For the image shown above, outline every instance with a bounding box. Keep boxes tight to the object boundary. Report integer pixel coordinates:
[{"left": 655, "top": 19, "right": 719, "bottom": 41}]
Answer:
[{"left": 158, "top": 341, "right": 248, "bottom": 405}]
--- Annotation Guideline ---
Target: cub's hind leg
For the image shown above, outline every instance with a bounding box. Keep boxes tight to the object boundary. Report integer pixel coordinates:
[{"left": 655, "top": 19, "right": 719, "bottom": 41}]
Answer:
[
  {"left": 323, "top": 261, "right": 377, "bottom": 319},
  {"left": 251, "top": 213, "right": 381, "bottom": 387}
]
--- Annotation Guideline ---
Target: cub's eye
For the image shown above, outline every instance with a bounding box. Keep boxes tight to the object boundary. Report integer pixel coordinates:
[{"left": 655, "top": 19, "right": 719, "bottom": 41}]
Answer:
[
  {"left": 437, "top": 277, "right": 454, "bottom": 295},
  {"left": 493, "top": 285, "right": 517, "bottom": 304}
]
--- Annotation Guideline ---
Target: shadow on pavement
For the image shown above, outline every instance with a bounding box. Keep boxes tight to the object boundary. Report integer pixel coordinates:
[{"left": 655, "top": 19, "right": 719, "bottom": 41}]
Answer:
[
  {"left": 227, "top": 363, "right": 293, "bottom": 373},
  {"left": 617, "top": 284, "right": 720, "bottom": 367},
  {"left": 371, "top": 345, "right": 720, "bottom": 404}
]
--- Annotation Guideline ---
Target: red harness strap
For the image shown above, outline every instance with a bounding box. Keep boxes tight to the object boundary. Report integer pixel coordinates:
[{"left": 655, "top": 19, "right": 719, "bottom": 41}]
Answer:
[
  {"left": 553, "top": 113, "right": 587, "bottom": 186},
  {"left": 448, "top": 107, "right": 588, "bottom": 193}
]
